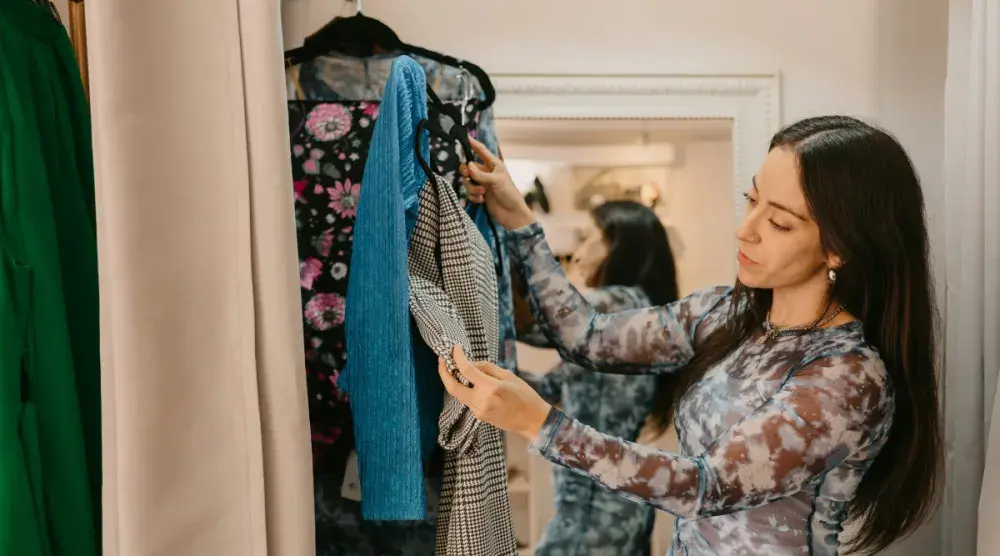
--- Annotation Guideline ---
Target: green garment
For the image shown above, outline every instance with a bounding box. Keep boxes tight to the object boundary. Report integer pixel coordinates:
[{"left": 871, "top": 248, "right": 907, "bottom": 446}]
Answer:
[{"left": 0, "top": 1, "right": 101, "bottom": 555}]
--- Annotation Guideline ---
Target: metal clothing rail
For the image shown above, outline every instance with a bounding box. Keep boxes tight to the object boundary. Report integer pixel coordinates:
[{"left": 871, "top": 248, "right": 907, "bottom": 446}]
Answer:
[{"left": 69, "top": 0, "right": 89, "bottom": 100}]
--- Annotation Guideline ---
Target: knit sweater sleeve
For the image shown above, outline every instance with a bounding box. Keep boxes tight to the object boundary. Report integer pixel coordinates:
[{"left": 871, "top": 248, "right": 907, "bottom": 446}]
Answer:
[{"left": 343, "top": 56, "right": 429, "bottom": 521}]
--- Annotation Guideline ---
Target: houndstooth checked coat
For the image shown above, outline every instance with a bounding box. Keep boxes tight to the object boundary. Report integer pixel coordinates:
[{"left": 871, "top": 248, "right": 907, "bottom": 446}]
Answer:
[{"left": 408, "top": 172, "right": 518, "bottom": 556}]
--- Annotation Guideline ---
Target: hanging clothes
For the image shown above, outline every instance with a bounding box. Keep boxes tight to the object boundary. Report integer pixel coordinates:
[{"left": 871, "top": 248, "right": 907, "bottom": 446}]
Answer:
[
  {"left": 287, "top": 51, "right": 504, "bottom": 554},
  {"left": 409, "top": 146, "right": 517, "bottom": 556},
  {"left": 338, "top": 56, "right": 516, "bottom": 554},
  {"left": 0, "top": 1, "right": 100, "bottom": 555},
  {"left": 341, "top": 56, "right": 430, "bottom": 521},
  {"left": 291, "top": 51, "right": 518, "bottom": 373}
]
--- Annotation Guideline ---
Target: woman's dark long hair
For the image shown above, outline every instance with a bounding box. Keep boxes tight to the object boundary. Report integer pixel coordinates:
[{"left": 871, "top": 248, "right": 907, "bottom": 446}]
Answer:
[
  {"left": 648, "top": 116, "right": 942, "bottom": 554},
  {"left": 588, "top": 200, "right": 679, "bottom": 306}
]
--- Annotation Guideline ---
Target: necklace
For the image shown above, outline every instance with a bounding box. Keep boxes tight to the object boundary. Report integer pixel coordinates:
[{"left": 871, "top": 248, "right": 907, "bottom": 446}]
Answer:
[{"left": 758, "top": 304, "right": 845, "bottom": 345}]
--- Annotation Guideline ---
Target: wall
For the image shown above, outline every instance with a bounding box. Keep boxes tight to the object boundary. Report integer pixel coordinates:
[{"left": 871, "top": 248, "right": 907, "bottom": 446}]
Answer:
[
  {"left": 280, "top": 1, "right": 951, "bottom": 553},
  {"left": 279, "top": 0, "right": 949, "bottom": 281},
  {"left": 662, "top": 140, "right": 736, "bottom": 295},
  {"left": 279, "top": 0, "right": 948, "bottom": 258},
  {"left": 281, "top": 0, "right": 882, "bottom": 123}
]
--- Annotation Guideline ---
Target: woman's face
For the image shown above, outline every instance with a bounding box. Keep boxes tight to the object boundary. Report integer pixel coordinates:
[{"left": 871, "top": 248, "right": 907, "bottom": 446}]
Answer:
[
  {"left": 569, "top": 222, "right": 608, "bottom": 287},
  {"left": 736, "top": 147, "right": 840, "bottom": 289}
]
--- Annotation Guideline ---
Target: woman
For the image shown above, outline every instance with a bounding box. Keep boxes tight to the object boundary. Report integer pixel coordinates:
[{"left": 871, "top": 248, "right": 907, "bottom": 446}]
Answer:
[
  {"left": 519, "top": 200, "right": 679, "bottom": 556},
  {"left": 446, "top": 116, "right": 942, "bottom": 555}
]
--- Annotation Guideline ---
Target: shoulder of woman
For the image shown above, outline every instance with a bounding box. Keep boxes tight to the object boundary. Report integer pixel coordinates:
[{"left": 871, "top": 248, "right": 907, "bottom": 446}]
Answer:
[{"left": 794, "top": 346, "right": 893, "bottom": 400}]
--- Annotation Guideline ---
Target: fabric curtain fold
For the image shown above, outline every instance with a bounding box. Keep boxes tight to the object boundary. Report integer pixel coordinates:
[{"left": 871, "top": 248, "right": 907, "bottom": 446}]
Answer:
[
  {"left": 984, "top": 371, "right": 1000, "bottom": 554},
  {"left": 87, "top": 0, "right": 314, "bottom": 554},
  {"left": 941, "top": 0, "right": 1000, "bottom": 553}
]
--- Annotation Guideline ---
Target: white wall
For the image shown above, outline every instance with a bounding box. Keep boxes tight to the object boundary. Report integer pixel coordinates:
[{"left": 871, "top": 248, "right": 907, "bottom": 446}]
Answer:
[
  {"left": 282, "top": 0, "right": 882, "bottom": 123},
  {"left": 662, "top": 140, "right": 737, "bottom": 295},
  {"left": 280, "top": 1, "right": 952, "bottom": 553}
]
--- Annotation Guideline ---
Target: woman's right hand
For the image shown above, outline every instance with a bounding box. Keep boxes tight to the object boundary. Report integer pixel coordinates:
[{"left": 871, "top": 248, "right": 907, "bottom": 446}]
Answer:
[{"left": 462, "top": 137, "right": 536, "bottom": 230}]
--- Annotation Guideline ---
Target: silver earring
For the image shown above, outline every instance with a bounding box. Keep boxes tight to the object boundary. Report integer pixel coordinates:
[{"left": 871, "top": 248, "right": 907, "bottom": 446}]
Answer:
[{"left": 828, "top": 268, "right": 837, "bottom": 284}]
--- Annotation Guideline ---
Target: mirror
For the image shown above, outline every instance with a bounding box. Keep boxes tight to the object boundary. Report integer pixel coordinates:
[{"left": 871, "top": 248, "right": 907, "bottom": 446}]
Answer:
[
  {"left": 497, "top": 117, "right": 735, "bottom": 295},
  {"left": 497, "top": 116, "right": 737, "bottom": 553}
]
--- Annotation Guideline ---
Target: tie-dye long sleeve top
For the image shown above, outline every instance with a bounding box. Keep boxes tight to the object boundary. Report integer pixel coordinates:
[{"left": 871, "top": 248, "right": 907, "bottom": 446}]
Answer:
[{"left": 507, "top": 223, "right": 895, "bottom": 556}]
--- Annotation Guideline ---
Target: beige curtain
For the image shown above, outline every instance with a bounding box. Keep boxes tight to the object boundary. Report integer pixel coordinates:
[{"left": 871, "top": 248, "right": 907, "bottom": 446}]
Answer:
[
  {"left": 983, "top": 378, "right": 1000, "bottom": 554},
  {"left": 941, "top": 0, "right": 1000, "bottom": 554},
  {"left": 86, "top": 1, "right": 314, "bottom": 555}
]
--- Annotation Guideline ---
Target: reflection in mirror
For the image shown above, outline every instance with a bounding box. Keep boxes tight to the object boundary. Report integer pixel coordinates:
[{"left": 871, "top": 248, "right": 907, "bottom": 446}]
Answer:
[
  {"left": 497, "top": 117, "right": 735, "bottom": 295},
  {"left": 497, "top": 117, "right": 737, "bottom": 555}
]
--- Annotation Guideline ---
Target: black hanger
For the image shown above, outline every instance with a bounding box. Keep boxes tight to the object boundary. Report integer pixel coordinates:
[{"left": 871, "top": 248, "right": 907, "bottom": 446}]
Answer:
[
  {"left": 284, "top": 12, "right": 495, "bottom": 107},
  {"left": 415, "top": 85, "right": 505, "bottom": 276},
  {"left": 414, "top": 84, "right": 475, "bottom": 183},
  {"left": 294, "top": 11, "right": 402, "bottom": 59},
  {"left": 414, "top": 118, "right": 442, "bottom": 185}
]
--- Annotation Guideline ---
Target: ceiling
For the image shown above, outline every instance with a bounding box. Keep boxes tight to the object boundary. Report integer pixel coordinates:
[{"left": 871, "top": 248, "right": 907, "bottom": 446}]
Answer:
[{"left": 495, "top": 118, "right": 732, "bottom": 147}]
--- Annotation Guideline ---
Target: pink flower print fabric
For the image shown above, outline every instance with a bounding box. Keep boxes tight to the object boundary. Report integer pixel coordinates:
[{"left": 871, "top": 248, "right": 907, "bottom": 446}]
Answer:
[
  {"left": 293, "top": 179, "right": 309, "bottom": 203},
  {"left": 327, "top": 179, "right": 360, "bottom": 219},
  {"left": 312, "top": 228, "right": 334, "bottom": 258},
  {"left": 306, "top": 103, "right": 353, "bottom": 141},
  {"left": 300, "top": 258, "right": 323, "bottom": 290},
  {"left": 290, "top": 101, "right": 372, "bottom": 474},
  {"left": 304, "top": 293, "right": 346, "bottom": 331}
]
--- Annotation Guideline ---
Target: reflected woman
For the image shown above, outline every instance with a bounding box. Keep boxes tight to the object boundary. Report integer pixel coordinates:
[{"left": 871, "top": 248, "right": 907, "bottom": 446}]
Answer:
[
  {"left": 449, "top": 116, "right": 943, "bottom": 555},
  {"left": 519, "top": 200, "right": 679, "bottom": 556}
]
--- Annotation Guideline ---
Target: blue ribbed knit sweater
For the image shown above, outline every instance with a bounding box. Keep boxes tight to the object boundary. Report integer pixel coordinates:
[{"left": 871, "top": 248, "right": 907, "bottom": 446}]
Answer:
[{"left": 341, "top": 56, "right": 440, "bottom": 521}]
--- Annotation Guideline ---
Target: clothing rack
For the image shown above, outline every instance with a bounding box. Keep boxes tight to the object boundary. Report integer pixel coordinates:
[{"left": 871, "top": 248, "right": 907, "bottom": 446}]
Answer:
[{"left": 69, "top": 0, "right": 89, "bottom": 100}]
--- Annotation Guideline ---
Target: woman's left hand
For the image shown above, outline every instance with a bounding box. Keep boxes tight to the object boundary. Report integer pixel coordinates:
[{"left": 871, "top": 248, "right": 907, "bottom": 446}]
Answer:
[{"left": 438, "top": 345, "right": 552, "bottom": 441}]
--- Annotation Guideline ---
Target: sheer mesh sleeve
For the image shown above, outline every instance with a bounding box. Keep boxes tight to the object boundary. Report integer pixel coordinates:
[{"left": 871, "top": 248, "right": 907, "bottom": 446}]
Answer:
[
  {"left": 529, "top": 350, "right": 894, "bottom": 518},
  {"left": 521, "top": 286, "right": 658, "bottom": 404},
  {"left": 507, "top": 224, "right": 731, "bottom": 374},
  {"left": 517, "top": 286, "right": 653, "bottom": 349}
]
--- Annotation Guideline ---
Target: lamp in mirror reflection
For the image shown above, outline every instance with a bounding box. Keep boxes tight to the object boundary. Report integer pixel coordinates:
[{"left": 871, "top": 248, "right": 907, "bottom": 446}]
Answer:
[{"left": 573, "top": 166, "right": 664, "bottom": 210}]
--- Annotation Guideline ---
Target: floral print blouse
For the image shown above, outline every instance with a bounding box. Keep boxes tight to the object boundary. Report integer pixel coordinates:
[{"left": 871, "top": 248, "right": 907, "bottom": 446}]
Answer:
[{"left": 508, "top": 223, "right": 895, "bottom": 556}]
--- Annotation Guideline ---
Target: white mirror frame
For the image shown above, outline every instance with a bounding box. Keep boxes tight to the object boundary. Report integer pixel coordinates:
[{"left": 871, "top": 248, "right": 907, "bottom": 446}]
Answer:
[{"left": 490, "top": 74, "right": 782, "bottom": 229}]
